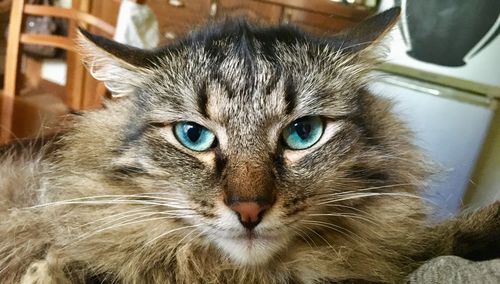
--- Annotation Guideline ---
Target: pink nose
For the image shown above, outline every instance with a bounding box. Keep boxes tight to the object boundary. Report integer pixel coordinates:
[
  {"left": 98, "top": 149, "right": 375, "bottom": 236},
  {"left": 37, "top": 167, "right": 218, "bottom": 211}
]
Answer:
[{"left": 230, "top": 202, "right": 270, "bottom": 230}]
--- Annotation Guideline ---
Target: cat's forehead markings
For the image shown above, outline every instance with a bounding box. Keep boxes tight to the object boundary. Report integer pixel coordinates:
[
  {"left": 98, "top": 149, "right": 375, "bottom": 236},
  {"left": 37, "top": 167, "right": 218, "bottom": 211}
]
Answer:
[
  {"left": 283, "top": 76, "right": 297, "bottom": 115},
  {"left": 204, "top": 81, "right": 230, "bottom": 124},
  {"left": 197, "top": 81, "right": 209, "bottom": 119}
]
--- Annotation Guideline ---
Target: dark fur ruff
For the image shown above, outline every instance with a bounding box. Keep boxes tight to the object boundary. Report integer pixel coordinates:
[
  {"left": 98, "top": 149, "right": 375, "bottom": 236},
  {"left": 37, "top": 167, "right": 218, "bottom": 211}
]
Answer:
[{"left": 0, "top": 8, "right": 499, "bottom": 283}]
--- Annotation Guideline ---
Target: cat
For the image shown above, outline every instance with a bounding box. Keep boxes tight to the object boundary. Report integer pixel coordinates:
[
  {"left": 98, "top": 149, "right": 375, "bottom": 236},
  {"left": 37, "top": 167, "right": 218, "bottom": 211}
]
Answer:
[{"left": 0, "top": 7, "right": 499, "bottom": 284}]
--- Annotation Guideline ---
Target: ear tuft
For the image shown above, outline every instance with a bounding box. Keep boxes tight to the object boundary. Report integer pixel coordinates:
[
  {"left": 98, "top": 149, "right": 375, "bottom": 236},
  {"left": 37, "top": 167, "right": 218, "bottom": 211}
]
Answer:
[
  {"left": 77, "top": 28, "right": 154, "bottom": 97},
  {"left": 334, "top": 7, "right": 401, "bottom": 53},
  {"left": 78, "top": 27, "right": 156, "bottom": 67}
]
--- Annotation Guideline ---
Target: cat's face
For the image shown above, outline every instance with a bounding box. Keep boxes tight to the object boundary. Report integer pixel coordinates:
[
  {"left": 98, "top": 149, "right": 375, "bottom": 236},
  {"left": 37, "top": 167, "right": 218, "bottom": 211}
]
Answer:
[{"left": 79, "top": 8, "right": 414, "bottom": 265}]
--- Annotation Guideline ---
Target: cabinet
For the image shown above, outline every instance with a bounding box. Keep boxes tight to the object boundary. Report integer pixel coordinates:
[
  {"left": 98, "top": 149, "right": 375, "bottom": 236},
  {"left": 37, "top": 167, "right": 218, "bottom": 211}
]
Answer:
[
  {"left": 148, "top": 0, "right": 211, "bottom": 43},
  {"left": 147, "top": 0, "right": 374, "bottom": 44},
  {"left": 216, "top": 0, "right": 283, "bottom": 24},
  {"left": 0, "top": 0, "right": 10, "bottom": 86},
  {"left": 0, "top": 0, "right": 374, "bottom": 143},
  {"left": 282, "top": 7, "right": 356, "bottom": 34}
]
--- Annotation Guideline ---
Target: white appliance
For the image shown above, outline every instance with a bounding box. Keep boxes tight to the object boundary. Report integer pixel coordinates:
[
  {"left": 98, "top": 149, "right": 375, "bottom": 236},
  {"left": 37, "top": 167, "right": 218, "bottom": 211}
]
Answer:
[
  {"left": 379, "top": 0, "right": 500, "bottom": 96},
  {"left": 370, "top": 76, "right": 495, "bottom": 219},
  {"left": 372, "top": 0, "right": 500, "bottom": 218}
]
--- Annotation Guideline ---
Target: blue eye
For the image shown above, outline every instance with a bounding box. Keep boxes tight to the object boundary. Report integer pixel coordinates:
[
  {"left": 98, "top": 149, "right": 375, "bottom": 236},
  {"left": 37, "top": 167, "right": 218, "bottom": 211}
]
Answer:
[
  {"left": 174, "top": 122, "right": 216, "bottom": 152},
  {"left": 282, "top": 116, "right": 324, "bottom": 150}
]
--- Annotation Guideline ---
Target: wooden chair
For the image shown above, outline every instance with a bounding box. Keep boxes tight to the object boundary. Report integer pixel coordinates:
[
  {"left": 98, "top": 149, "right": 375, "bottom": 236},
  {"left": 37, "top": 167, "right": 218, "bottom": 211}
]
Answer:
[
  {"left": 0, "top": 0, "right": 116, "bottom": 144},
  {"left": 0, "top": 0, "right": 10, "bottom": 13}
]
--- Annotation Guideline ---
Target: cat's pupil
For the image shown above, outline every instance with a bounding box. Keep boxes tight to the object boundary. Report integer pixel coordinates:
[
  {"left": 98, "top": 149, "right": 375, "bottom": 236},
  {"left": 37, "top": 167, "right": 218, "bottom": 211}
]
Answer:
[
  {"left": 295, "top": 122, "right": 312, "bottom": 140},
  {"left": 186, "top": 124, "right": 202, "bottom": 142}
]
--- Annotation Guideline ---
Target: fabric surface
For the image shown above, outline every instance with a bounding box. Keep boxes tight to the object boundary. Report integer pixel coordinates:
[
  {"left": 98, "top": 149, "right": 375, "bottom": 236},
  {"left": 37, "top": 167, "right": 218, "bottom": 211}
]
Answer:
[
  {"left": 114, "top": 0, "right": 159, "bottom": 49},
  {"left": 407, "top": 256, "right": 500, "bottom": 283}
]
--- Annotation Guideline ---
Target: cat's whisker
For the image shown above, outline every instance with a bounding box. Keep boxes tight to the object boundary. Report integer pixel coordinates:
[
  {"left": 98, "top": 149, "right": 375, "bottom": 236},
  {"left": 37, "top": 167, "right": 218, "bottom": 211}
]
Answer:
[
  {"left": 318, "top": 204, "right": 382, "bottom": 224},
  {"left": 322, "top": 203, "right": 371, "bottom": 214},
  {"left": 343, "top": 183, "right": 419, "bottom": 194},
  {"left": 47, "top": 172, "right": 191, "bottom": 199},
  {"left": 178, "top": 229, "right": 205, "bottom": 247},
  {"left": 30, "top": 200, "right": 189, "bottom": 210},
  {"left": 161, "top": 229, "right": 205, "bottom": 261},
  {"left": 290, "top": 227, "right": 317, "bottom": 250},
  {"left": 75, "top": 212, "right": 199, "bottom": 252},
  {"left": 300, "top": 220, "right": 362, "bottom": 242},
  {"left": 75, "top": 214, "right": 168, "bottom": 243},
  {"left": 74, "top": 215, "right": 192, "bottom": 244},
  {"left": 317, "top": 192, "right": 424, "bottom": 206},
  {"left": 85, "top": 211, "right": 180, "bottom": 232},
  {"left": 306, "top": 213, "right": 379, "bottom": 226},
  {"left": 145, "top": 224, "right": 202, "bottom": 245},
  {"left": 52, "top": 193, "right": 184, "bottom": 203},
  {"left": 0, "top": 251, "right": 16, "bottom": 274},
  {"left": 312, "top": 183, "right": 420, "bottom": 200},
  {"left": 136, "top": 192, "right": 187, "bottom": 197},
  {"left": 302, "top": 225, "right": 338, "bottom": 252},
  {"left": 317, "top": 187, "right": 440, "bottom": 208},
  {"left": 75, "top": 208, "right": 156, "bottom": 228},
  {"left": 0, "top": 265, "right": 10, "bottom": 277}
]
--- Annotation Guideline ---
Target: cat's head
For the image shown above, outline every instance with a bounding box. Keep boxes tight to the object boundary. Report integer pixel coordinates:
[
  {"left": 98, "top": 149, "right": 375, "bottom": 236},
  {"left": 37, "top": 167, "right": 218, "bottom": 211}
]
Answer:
[{"left": 77, "top": 7, "right": 425, "bottom": 265}]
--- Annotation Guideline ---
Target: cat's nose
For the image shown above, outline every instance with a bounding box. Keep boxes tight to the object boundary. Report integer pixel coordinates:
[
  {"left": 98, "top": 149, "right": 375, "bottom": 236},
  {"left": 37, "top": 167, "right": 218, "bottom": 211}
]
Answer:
[{"left": 230, "top": 202, "right": 270, "bottom": 230}]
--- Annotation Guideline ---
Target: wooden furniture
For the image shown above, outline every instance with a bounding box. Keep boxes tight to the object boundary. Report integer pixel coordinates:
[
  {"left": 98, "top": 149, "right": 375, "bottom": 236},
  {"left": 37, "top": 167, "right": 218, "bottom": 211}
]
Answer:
[
  {"left": 147, "top": 0, "right": 374, "bottom": 44},
  {"left": 0, "top": 0, "right": 115, "bottom": 144},
  {"left": 0, "top": 0, "right": 11, "bottom": 85},
  {"left": 1, "top": 0, "right": 373, "bottom": 144},
  {"left": 0, "top": 0, "right": 10, "bottom": 11},
  {"left": 41, "top": 1, "right": 374, "bottom": 47}
]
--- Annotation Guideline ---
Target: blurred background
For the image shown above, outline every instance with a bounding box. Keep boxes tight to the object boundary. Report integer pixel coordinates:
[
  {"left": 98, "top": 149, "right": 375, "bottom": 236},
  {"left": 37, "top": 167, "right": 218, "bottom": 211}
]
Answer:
[{"left": 0, "top": 0, "right": 498, "bottom": 218}]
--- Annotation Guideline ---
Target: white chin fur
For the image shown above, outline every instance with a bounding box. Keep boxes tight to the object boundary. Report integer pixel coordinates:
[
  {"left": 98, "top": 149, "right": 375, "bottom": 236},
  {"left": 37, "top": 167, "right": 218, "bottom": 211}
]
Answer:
[
  {"left": 213, "top": 236, "right": 284, "bottom": 265},
  {"left": 210, "top": 201, "right": 289, "bottom": 265}
]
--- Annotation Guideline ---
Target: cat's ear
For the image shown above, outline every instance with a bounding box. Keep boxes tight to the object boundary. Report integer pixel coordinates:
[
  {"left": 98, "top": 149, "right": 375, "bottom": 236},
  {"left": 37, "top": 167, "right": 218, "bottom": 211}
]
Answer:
[
  {"left": 333, "top": 7, "right": 401, "bottom": 53},
  {"left": 77, "top": 28, "right": 155, "bottom": 97}
]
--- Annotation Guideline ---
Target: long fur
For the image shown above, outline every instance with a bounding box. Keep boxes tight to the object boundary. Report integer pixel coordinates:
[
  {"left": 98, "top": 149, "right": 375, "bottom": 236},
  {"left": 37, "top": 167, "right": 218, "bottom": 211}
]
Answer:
[{"left": 1, "top": 11, "right": 499, "bottom": 284}]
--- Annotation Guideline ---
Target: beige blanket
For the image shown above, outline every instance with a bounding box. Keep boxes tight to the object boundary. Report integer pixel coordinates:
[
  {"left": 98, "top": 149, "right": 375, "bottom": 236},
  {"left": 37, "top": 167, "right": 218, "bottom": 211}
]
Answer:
[{"left": 408, "top": 256, "right": 500, "bottom": 283}]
